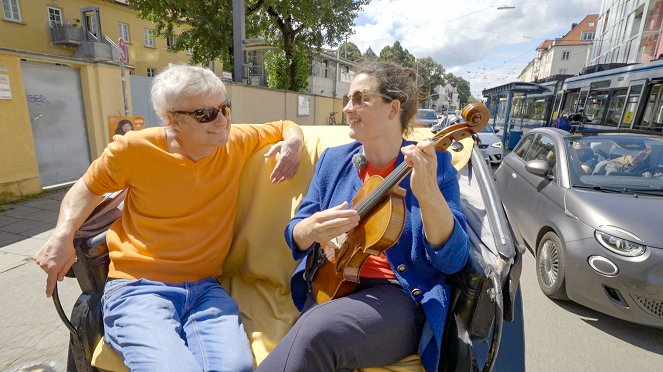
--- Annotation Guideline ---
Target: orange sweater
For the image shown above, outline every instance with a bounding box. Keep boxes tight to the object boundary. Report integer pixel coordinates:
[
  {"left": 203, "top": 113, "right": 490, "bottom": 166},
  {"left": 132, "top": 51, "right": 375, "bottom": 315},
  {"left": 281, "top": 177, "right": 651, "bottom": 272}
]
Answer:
[{"left": 83, "top": 121, "right": 298, "bottom": 283}]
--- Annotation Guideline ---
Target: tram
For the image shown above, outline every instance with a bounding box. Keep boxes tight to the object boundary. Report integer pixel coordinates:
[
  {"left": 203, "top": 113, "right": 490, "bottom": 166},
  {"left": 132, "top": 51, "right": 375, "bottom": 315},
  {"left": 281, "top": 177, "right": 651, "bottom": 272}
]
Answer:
[
  {"left": 483, "top": 58, "right": 663, "bottom": 147},
  {"left": 555, "top": 58, "right": 663, "bottom": 131}
]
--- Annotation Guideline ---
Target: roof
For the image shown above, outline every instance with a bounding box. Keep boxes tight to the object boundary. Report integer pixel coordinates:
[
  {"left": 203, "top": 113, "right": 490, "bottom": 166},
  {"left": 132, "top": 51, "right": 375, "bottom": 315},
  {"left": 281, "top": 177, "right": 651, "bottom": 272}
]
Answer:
[
  {"left": 556, "top": 14, "right": 598, "bottom": 46},
  {"left": 482, "top": 82, "right": 551, "bottom": 96}
]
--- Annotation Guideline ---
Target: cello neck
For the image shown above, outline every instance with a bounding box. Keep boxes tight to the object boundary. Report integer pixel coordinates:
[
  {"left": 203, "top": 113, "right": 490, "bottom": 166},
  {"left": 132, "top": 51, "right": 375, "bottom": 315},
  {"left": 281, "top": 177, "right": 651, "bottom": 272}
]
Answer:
[{"left": 354, "top": 161, "right": 411, "bottom": 219}]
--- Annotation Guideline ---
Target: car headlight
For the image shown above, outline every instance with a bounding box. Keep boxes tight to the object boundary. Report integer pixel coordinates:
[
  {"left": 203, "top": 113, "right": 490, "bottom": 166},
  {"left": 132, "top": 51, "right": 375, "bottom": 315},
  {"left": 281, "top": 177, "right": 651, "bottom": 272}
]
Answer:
[
  {"left": 594, "top": 230, "right": 646, "bottom": 257},
  {"left": 491, "top": 142, "right": 502, "bottom": 148}
]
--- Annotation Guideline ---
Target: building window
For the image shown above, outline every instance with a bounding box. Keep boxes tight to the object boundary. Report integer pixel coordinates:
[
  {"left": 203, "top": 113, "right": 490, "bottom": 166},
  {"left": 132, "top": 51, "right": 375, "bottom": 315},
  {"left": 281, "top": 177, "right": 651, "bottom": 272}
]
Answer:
[
  {"left": 2, "top": 0, "right": 21, "bottom": 22},
  {"left": 562, "top": 51, "right": 570, "bottom": 60},
  {"left": 558, "top": 68, "right": 568, "bottom": 74},
  {"left": 144, "top": 29, "right": 155, "bottom": 48},
  {"left": 85, "top": 12, "right": 99, "bottom": 39},
  {"left": 47, "top": 7, "right": 63, "bottom": 27},
  {"left": 147, "top": 67, "right": 156, "bottom": 77},
  {"left": 186, "top": 48, "right": 193, "bottom": 55},
  {"left": 166, "top": 36, "right": 174, "bottom": 50},
  {"left": 581, "top": 31, "right": 595, "bottom": 41},
  {"left": 588, "top": 21, "right": 594, "bottom": 27},
  {"left": 117, "top": 22, "right": 130, "bottom": 43}
]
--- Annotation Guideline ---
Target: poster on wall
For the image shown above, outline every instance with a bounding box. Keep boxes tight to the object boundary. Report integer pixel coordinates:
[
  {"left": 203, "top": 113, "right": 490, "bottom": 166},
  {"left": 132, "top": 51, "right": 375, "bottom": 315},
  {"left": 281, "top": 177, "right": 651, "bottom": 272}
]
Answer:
[
  {"left": 297, "top": 95, "right": 310, "bottom": 116},
  {"left": 0, "top": 73, "right": 12, "bottom": 100},
  {"left": 108, "top": 116, "right": 145, "bottom": 141}
]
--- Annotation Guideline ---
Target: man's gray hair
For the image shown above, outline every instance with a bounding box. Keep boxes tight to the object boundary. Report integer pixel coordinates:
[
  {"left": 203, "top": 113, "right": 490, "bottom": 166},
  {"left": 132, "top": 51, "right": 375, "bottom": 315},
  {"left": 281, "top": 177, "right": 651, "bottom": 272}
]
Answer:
[{"left": 151, "top": 64, "right": 226, "bottom": 125}]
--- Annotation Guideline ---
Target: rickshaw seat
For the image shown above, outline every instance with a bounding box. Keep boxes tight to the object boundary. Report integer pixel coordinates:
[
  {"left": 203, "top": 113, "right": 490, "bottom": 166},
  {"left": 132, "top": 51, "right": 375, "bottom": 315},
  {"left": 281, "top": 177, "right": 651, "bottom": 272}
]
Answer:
[{"left": 68, "top": 125, "right": 485, "bottom": 371}]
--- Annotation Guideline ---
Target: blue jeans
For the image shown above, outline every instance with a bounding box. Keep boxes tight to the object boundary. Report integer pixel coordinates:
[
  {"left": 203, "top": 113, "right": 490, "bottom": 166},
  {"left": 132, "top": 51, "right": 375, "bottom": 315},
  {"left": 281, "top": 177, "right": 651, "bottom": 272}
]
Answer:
[{"left": 102, "top": 277, "right": 254, "bottom": 372}]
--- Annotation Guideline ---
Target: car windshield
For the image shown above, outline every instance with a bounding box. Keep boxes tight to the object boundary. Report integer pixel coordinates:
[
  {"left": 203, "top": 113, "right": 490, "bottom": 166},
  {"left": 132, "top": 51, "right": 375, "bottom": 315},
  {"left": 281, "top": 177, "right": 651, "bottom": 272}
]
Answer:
[
  {"left": 417, "top": 110, "right": 437, "bottom": 120},
  {"left": 480, "top": 123, "right": 495, "bottom": 134},
  {"left": 566, "top": 133, "right": 663, "bottom": 192}
]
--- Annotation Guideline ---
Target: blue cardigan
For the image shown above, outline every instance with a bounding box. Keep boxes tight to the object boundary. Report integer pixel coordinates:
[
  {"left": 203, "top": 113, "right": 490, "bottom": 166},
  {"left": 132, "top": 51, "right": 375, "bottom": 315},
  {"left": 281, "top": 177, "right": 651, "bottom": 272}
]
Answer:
[{"left": 285, "top": 139, "right": 470, "bottom": 372}]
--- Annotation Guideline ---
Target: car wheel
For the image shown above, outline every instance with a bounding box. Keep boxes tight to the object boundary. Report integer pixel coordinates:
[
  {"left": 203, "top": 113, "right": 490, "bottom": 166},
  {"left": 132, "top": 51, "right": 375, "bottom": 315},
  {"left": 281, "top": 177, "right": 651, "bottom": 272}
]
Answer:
[{"left": 536, "top": 231, "right": 569, "bottom": 300}]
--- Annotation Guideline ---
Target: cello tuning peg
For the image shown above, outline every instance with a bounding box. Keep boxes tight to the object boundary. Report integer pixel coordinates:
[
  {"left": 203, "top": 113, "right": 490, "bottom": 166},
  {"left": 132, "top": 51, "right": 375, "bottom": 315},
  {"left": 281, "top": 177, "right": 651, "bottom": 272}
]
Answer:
[{"left": 450, "top": 141, "right": 464, "bottom": 152}]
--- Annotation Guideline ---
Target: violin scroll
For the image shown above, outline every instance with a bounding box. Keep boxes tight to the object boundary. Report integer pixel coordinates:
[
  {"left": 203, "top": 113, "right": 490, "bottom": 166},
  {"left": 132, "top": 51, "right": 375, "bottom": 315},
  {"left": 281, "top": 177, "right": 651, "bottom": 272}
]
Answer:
[{"left": 460, "top": 102, "right": 490, "bottom": 133}]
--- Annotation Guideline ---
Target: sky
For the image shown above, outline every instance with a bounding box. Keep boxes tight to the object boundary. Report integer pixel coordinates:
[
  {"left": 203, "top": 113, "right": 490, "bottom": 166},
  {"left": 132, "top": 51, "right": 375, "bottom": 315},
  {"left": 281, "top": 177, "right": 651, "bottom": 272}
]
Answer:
[{"left": 349, "top": 0, "right": 604, "bottom": 98}]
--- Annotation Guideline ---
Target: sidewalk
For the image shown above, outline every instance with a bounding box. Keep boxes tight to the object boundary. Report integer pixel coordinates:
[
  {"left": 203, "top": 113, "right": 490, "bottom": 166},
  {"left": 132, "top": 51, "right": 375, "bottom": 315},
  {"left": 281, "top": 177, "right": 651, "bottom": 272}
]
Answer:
[{"left": 0, "top": 187, "right": 78, "bottom": 372}]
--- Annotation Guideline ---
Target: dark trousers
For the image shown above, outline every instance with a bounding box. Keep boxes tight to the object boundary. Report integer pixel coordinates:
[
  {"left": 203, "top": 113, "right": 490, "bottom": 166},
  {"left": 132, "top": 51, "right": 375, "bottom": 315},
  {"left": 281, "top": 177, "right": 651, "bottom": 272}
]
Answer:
[{"left": 256, "top": 283, "right": 425, "bottom": 372}]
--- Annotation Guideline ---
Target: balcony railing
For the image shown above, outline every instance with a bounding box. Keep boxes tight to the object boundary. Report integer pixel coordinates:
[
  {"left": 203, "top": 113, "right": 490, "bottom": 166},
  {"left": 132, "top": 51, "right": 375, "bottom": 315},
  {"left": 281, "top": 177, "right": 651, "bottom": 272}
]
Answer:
[
  {"left": 73, "top": 41, "right": 116, "bottom": 61},
  {"left": 50, "top": 25, "right": 83, "bottom": 46}
]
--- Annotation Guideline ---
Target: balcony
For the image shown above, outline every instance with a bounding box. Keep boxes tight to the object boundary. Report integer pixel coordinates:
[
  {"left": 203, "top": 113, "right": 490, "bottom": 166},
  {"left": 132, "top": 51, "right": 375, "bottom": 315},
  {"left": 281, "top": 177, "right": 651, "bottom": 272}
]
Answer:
[
  {"left": 50, "top": 25, "right": 83, "bottom": 46},
  {"left": 73, "top": 41, "right": 117, "bottom": 62}
]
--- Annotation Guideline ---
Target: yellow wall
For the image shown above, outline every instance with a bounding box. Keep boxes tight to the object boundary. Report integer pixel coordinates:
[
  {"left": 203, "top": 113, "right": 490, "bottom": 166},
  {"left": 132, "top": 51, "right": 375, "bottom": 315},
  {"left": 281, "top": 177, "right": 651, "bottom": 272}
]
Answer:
[
  {"left": 225, "top": 83, "right": 342, "bottom": 126},
  {"left": 0, "top": 0, "right": 224, "bottom": 77},
  {"left": 0, "top": 54, "right": 41, "bottom": 196},
  {"left": 79, "top": 62, "right": 130, "bottom": 155}
]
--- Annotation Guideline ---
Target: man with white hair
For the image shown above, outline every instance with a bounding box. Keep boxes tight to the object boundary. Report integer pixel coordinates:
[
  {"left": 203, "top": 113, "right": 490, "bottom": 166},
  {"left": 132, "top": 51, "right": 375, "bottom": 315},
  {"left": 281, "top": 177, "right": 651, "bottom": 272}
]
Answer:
[{"left": 34, "top": 64, "right": 304, "bottom": 371}]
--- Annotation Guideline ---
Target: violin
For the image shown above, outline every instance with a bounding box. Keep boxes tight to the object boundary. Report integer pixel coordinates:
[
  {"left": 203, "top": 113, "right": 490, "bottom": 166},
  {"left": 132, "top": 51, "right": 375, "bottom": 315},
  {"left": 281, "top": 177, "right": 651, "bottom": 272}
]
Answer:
[{"left": 309, "top": 102, "right": 490, "bottom": 304}]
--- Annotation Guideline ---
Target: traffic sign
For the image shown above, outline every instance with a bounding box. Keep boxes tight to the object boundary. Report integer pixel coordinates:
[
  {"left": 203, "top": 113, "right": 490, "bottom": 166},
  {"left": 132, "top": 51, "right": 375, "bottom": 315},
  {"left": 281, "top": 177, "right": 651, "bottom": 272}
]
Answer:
[{"left": 118, "top": 37, "right": 128, "bottom": 63}]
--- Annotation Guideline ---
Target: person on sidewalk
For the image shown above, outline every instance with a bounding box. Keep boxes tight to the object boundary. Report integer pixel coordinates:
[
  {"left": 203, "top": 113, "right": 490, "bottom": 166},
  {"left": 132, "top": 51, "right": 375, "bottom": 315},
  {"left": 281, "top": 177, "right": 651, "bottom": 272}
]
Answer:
[
  {"left": 34, "top": 64, "right": 304, "bottom": 372},
  {"left": 257, "top": 61, "right": 470, "bottom": 372}
]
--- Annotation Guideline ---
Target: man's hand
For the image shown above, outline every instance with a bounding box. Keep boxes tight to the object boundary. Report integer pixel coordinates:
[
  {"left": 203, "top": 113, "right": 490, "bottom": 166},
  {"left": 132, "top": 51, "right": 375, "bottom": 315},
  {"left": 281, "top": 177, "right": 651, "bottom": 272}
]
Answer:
[
  {"left": 34, "top": 233, "right": 76, "bottom": 297},
  {"left": 265, "top": 136, "right": 303, "bottom": 183}
]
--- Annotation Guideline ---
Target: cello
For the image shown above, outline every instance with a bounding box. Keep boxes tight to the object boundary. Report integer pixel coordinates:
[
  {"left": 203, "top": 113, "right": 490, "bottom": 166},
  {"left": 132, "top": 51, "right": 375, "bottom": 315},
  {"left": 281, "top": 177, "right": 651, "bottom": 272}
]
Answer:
[{"left": 309, "top": 102, "right": 490, "bottom": 304}]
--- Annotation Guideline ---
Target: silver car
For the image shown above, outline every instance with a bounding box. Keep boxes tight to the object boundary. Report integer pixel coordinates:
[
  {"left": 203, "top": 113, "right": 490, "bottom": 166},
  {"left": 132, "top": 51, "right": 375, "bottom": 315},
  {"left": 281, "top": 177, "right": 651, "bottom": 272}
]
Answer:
[
  {"left": 495, "top": 128, "right": 663, "bottom": 328},
  {"left": 433, "top": 116, "right": 503, "bottom": 164}
]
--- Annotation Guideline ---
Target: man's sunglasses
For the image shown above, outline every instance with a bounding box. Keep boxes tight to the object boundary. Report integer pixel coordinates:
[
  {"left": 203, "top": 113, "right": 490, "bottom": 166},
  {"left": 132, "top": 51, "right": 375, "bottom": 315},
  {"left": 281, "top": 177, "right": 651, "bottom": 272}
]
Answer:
[
  {"left": 172, "top": 101, "right": 231, "bottom": 123},
  {"left": 342, "top": 89, "right": 393, "bottom": 108}
]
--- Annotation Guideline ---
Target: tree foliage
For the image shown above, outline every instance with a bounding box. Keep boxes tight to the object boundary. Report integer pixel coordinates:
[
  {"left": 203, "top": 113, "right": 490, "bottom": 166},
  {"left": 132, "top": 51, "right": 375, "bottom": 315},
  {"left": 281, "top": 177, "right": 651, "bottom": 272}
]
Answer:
[
  {"left": 125, "top": 0, "right": 370, "bottom": 91},
  {"left": 378, "top": 41, "right": 415, "bottom": 68},
  {"left": 338, "top": 42, "right": 362, "bottom": 62},
  {"left": 446, "top": 73, "right": 472, "bottom": 106},
  {"left": 363, "top": 47, "right": 378, "bottom": 61},
  {"left": 415, "top": 57, "right": 445, "bottom": 102},
  {"left": 263, "top": 46, "right": 309, "bottom": 90}
]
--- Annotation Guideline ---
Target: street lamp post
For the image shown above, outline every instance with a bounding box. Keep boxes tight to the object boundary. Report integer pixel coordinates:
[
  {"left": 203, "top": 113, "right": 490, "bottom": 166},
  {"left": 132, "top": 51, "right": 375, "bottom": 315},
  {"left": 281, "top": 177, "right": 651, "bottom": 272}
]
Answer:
[{"left": 232, "top": 0, "right": 245, "bottom": 83}]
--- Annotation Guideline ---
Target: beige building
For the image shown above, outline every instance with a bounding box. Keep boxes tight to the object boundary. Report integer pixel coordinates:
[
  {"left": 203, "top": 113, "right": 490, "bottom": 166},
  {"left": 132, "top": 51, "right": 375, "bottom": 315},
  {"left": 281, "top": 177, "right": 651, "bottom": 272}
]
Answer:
[
  {"left": 519, "top": 15, "right": 598, "bottom": 82},
  {"left": 434, "top": 83, "right": 459, "bottom": 114}
]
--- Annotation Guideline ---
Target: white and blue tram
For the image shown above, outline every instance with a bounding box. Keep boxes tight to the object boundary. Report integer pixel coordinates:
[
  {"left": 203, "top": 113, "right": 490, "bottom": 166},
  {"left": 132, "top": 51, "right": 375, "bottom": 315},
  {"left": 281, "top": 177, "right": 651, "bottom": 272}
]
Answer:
[{"left": 483, "top": 58, "right": 663, "bottom": 147}]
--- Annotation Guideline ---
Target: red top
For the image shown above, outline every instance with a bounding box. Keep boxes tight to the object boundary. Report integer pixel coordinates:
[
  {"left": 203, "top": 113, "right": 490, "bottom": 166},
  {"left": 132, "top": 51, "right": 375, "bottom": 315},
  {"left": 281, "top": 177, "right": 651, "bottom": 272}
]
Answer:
[{"left": 358, "top": 156, "right": 398, "bottom": 279}]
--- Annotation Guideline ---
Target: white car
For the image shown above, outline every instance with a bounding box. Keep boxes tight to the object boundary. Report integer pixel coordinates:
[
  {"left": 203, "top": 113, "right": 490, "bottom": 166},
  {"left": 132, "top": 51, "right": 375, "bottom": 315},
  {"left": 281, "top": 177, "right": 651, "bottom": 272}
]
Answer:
[
  {"left": 476, "top": 123, "right": 503, "bottom": 164},
  {"left": 432, "top": 116, "right": 503, "bottom": 165}
]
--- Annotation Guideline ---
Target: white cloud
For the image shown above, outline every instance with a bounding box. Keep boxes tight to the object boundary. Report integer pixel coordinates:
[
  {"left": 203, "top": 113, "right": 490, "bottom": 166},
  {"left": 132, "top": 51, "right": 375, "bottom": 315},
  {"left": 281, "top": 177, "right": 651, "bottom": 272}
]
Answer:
[{"left": 350, "top": 0, "right": 603, "bottom": 97}]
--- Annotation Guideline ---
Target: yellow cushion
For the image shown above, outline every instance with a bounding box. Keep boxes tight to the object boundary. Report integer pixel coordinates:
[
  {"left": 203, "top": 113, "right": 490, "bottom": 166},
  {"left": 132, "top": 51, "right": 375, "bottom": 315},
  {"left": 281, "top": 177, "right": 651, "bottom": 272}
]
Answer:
[{"left": 91, "top": 125, "right": 472, "bottom": 371}]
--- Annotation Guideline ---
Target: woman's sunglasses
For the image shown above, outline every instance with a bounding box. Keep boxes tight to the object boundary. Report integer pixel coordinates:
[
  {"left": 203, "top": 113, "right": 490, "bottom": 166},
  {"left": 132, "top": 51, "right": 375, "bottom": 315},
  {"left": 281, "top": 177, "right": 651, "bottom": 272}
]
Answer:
[
  {"left": 172, "top": 101, "right": 231, "bottom": 123},
  {"left": 343, "top": 90, "right": 393, "bottom": 108}
]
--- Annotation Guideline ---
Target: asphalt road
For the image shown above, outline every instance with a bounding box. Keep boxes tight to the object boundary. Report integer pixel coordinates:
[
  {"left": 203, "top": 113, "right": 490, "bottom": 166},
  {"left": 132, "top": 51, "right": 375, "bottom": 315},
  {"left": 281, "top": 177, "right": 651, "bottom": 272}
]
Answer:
[{"left": 519, "top": 249, "right": 663, "bottom": 371}]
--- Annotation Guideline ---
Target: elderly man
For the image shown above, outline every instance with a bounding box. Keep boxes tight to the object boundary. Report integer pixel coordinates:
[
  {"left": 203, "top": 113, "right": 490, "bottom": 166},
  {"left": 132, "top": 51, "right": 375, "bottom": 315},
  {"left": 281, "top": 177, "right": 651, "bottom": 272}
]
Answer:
[{"left": 34, "top": 64, "right": 303, "bottom": 372}]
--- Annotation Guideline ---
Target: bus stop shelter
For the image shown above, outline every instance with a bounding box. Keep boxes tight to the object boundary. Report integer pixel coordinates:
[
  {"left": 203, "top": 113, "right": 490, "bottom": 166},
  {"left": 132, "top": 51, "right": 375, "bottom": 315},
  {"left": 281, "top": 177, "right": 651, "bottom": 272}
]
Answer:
[{"left": 482, "top": 82, "right": 550, "bottom": 149}]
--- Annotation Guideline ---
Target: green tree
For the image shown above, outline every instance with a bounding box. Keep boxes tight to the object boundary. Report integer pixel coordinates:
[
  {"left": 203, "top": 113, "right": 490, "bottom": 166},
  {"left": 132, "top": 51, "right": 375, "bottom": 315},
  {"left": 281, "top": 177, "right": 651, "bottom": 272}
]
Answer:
[
  {"left": 338, "top": 42, "right": 362, "bottom": 62},
  {"left": 363, "top": 47, "right": 378, "bottom": 61},
  {"left": 415, "top": 57, "right": 445, "bottom": 106},
  {"left": 378, "top": 41, "right": 415, "bottom": 68},
  {"left": 446, "top": 73, "right": 472, "bottom": 106},
  {"left": 446, "top": 73, "right": 473, "bottom": 107},
  {"left": 263, "top": 46, "right": 309, "bottom": 90},
  {"left": 125, "top": 0, "right": 370, "bottom": 91}
]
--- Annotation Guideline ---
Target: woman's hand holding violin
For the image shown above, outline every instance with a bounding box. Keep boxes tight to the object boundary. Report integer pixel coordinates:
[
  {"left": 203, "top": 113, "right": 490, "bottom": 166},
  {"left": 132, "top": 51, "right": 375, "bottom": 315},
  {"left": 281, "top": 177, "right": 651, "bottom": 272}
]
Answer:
[{"left": 293, "top": 201, "right": 360, "bottom": 251}]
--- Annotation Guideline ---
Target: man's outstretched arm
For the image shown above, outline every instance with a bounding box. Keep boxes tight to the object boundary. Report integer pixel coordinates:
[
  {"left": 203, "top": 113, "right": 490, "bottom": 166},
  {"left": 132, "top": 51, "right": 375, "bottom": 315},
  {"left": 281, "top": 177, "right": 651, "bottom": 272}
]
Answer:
[{"left": 34, "top": 179, "right": 104, "bottom": 297}]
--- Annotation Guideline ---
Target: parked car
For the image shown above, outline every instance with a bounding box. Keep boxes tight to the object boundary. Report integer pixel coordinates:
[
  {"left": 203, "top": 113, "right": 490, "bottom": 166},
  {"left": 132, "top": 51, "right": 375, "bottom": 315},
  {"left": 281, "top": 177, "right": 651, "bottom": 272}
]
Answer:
[
  {"left": 432, "top": 115, "right": 503, "bottom": 164},
  {"left": 476, "top": 123, "right": 503, "bottom": 164},
  {"left": 416, "top": 109, "right": 438, "bottom": 127},
  {"left": 494, "top": 127, "right": 663, "bottom": 328}
]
